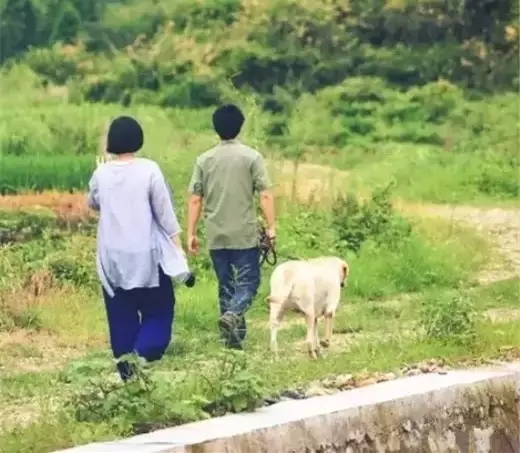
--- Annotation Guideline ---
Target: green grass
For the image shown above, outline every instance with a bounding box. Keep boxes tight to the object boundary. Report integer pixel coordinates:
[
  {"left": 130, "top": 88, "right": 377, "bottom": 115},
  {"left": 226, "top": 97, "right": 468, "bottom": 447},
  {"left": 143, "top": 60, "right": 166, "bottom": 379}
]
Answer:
[
  {"left": 0, "top": 273, "right": 519, "bottom": 452},
  {"left": 0, "top": 187, "right": 518, "bottom": 452}
]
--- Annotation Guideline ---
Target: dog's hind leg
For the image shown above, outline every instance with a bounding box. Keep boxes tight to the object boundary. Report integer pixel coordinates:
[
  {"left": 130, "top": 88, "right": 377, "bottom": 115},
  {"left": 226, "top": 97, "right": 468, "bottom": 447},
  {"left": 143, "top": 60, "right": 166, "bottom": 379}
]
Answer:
[{"left": 269, "top": 303, "right": 284, "bottom": 359}]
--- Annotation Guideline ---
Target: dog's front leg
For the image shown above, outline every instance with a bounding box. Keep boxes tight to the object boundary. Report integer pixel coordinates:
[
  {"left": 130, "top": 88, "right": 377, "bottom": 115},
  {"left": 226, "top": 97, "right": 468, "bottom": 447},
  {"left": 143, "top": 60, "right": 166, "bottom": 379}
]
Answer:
[{"left": 305, "top": 314, "right": 318, "bottom": 359}]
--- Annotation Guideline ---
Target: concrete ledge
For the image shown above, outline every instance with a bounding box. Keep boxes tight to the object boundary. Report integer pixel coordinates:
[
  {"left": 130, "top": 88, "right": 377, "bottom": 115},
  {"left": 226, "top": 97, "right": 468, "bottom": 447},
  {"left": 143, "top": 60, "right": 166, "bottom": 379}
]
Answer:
[{"left": 55, "top": 367, "right": 520, "bottom": 453}]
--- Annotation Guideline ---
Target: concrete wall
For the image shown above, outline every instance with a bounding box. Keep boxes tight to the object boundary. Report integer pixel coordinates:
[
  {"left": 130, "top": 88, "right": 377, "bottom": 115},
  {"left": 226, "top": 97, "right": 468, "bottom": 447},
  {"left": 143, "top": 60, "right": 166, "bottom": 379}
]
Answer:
[{"left": 55, "top": 366, "right": 520, "bottom": 453}]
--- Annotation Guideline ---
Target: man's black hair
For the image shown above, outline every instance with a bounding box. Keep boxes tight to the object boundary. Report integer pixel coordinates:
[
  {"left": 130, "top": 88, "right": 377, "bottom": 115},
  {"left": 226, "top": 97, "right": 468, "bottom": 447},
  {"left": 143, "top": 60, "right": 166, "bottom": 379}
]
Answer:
[
  {"left": 212, "top": 104, "right": 245, "bottom": 140},
  {"left": 106, "top": 116, "right": 144, "bottom": 154}
]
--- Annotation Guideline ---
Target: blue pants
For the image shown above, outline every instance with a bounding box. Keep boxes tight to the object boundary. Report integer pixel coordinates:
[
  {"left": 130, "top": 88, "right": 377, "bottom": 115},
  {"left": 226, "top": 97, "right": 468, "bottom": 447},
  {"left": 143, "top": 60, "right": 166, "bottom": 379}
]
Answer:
[
  {"left": 209, "top": 247, "right": 261, "bottom": 347},
  {"left": 102, "top": 267, "right": 174, "bottom": 380}
]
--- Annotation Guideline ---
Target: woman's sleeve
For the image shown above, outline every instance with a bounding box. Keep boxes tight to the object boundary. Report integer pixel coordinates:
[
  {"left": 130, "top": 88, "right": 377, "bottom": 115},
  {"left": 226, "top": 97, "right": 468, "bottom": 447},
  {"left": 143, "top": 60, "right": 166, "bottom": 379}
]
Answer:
[
  {"left": 150, "top": 166, "right": 181, "bottom": 237},
  {"left": 87, "top": 172, "right": 100, "bottom": 211}
]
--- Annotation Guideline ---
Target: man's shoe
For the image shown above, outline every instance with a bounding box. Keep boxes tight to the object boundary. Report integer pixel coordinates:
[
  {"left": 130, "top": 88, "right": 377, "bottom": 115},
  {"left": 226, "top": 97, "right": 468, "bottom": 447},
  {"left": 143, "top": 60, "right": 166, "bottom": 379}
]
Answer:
[{"left": 219, "top": 312, "right": 242, "bottom": 347}]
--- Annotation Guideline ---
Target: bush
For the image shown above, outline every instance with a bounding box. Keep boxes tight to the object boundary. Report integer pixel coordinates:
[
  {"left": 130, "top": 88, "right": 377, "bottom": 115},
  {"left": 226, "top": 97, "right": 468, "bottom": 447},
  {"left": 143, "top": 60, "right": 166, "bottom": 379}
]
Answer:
[
  {"left": 64, "top": 350, "right": 265, "bottom": 434},
  {"left": 283, "top": 78, "right": 470, "bottom": 148},
  {"left": 332, "top": 184, "right": 412, "bottom": 254},
  {"left": 47, "top": 253, "right": 96, "bottom": 288},
  {"left": 420, "top": 292, "right": 477, "bottom": 345},
  {"left": 23, "top": 44, "right": 82, "bottom": 85}
]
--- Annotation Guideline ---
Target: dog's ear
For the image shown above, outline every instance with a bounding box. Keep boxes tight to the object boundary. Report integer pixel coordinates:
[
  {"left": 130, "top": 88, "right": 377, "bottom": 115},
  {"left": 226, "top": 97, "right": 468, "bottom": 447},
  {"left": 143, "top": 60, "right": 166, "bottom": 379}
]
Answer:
[{"left": 340, "top": 260, "right": 349, "bottom": 280}]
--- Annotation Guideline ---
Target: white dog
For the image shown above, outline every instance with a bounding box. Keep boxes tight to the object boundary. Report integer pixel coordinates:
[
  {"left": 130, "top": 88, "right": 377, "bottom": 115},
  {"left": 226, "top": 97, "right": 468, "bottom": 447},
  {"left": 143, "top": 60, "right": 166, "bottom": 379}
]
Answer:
[{"left": 266, "top": 256, "right": 349, "bottom": 359}]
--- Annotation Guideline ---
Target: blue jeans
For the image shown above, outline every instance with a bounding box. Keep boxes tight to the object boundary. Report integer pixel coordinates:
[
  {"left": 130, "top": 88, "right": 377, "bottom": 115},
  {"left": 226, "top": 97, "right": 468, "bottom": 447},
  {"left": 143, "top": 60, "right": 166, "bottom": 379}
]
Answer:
[
  {"left": 102, "top": 267, "right": 175, "bottom": 380},
  {"left": 209, "top": 247, "right": 261, "bottom": 347}
]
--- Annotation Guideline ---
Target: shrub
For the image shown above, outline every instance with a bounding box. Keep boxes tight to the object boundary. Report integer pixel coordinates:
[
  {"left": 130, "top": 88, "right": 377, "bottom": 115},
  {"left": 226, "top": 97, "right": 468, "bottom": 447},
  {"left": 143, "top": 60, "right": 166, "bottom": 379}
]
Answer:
[
  {"left": 23, "top": 44, "right": 82, "bottom": 85},
  {"left": 64, "top": 350, "right": 265, "bottom": 434},
  {"left": 47, "top": 253, "right": 96, "bottom": 288},
  {"left": 419, "top": 292, "right": 477, "bottom": 345},
  {"left": 332, "top": 184, "right": 412, "bottom": 254}
]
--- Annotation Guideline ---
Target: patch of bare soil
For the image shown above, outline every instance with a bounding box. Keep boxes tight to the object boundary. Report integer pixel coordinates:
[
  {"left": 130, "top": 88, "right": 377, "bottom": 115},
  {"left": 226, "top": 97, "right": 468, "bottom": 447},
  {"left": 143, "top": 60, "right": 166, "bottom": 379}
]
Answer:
[
  {"left": 0, "top": 395, "right": 64, "bottom": 433},
  {"left": 0, "top": 191, "right": 93, "bottom": 223},
  {"left": 0, "top": 401, "right": 42, "bottom": 432},
  {"left": 0, "top": 329, "right": 86, "bottom": 374},
  {"left": 485, "top": 308, "right": 520, "bottom": 323}
]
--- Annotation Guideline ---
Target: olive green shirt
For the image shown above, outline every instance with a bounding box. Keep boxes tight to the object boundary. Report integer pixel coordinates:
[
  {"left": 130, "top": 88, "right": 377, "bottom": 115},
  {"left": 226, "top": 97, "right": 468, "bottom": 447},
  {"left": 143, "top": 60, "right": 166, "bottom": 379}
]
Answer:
[{"left": 188, "top": 140, "right": 271, "bottom": 250}]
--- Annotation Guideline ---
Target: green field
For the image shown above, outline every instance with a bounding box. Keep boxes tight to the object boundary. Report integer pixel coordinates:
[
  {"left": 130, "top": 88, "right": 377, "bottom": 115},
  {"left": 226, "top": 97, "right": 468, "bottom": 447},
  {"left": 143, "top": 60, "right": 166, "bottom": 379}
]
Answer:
[{"left": 0, "top": 0, "right": 519, "bottom": 451}]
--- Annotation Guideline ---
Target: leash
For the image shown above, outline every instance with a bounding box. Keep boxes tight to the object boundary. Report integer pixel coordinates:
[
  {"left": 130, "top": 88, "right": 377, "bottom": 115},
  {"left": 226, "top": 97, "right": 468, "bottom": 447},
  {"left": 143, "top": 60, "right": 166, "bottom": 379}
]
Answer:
[
  {"left": 258, "top": 224, "right": 300, "bottom": 267},
  {"left": 258, "top": 224, "right": 277, "bottom": 266}
]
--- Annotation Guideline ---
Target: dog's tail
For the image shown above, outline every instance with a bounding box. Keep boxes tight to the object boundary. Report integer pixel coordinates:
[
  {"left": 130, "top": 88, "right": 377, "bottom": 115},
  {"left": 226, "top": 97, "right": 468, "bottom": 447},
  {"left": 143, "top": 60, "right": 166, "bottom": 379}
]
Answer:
[{"left": 265, "top": 267, "right": 295, "bottom": 305}]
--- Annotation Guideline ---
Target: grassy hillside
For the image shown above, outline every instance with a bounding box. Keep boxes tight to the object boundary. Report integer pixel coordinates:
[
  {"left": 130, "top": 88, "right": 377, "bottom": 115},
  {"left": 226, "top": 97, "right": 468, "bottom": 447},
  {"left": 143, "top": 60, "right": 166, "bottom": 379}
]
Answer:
[{"left": 1, "top": 0, "right": 518, "bottom": 202}]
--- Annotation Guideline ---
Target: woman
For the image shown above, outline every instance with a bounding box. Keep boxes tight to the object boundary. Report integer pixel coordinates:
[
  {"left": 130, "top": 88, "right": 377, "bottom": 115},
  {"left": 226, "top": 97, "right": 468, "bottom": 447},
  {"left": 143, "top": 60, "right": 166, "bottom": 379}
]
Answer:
[{"left": 87, "top": 115, "right": 195, "bottom": 381}]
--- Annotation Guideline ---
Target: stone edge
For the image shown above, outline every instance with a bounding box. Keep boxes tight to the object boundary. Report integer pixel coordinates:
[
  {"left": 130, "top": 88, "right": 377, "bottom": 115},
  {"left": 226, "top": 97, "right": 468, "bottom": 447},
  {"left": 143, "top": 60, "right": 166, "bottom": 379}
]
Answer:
[{"left": 54, "top": 368, "right": 520, "bottom": 453}]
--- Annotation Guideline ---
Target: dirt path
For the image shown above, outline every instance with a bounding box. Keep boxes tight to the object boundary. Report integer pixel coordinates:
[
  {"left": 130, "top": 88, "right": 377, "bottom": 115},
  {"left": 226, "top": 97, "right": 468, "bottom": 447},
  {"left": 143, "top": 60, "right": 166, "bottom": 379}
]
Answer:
[
  {"left": 271, "top": 160, "right": 520, "bottom": 285},
  {"left": 398, "top": 203, "right": 520, "bottom": 284}
]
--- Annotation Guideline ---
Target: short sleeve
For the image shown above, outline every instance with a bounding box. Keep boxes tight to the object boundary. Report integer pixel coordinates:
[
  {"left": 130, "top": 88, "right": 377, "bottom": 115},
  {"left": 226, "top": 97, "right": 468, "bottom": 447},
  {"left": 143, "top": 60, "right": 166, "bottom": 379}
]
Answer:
[
  {"left": 188, "top": 159, "right": 204, "bottom": 196},
  {"left": 251, "top": 154, "right": 271, "bottom": 193}
]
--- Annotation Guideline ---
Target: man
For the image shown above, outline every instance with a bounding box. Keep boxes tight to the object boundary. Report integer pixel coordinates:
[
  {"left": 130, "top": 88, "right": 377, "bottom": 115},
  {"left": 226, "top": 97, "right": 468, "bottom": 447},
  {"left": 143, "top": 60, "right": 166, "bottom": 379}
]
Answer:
[{"left": 187, "top": 104, "right": 276, "bottom": 350}]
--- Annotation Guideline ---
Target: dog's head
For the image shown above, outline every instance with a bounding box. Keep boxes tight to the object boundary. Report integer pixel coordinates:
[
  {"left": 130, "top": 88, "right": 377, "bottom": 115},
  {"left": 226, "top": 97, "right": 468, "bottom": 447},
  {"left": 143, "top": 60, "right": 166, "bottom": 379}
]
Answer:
[{"left": 339, "top": 259, "right": 349, "bottom": 288}]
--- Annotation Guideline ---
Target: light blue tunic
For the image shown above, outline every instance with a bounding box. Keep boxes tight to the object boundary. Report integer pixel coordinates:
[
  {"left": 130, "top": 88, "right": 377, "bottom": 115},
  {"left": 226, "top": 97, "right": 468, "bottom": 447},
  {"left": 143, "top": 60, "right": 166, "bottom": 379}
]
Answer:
[{"left": 87, "top": 158, "right": 190, "bottom": 297}]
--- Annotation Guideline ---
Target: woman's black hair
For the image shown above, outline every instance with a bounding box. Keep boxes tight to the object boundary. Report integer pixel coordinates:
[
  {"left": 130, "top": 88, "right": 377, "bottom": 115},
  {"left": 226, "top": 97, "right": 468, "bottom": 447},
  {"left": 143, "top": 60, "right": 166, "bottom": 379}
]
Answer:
[{"left": 106, "top": 116, "right": 144, "bottom": 154}]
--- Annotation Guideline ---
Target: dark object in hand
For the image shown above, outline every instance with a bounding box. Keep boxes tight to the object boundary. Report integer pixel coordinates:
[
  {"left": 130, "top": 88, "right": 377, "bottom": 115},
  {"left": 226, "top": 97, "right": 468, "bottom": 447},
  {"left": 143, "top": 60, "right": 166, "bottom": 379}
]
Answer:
[
  {"left": 185, "top": 273, "right": 196, "bottom": 288},
  {"left": 258, "top": 225, "right": 277, "bottom": 266}
]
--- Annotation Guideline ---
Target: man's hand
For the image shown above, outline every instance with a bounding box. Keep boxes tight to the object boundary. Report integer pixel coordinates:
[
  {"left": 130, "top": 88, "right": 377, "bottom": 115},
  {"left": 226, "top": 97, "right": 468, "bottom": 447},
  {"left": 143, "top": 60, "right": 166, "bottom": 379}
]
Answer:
[
  {"left": 187, "top": 194, "right": 202, "bottom": 255},
  {"left": 266, "top": 227, "right": 276, "bottom": 247},
  {"left": 187, "top": 235, "right": 199, "bottom": 255},
  {"left": 259, "top": 189, "right": 276, "bottom": 246}
]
